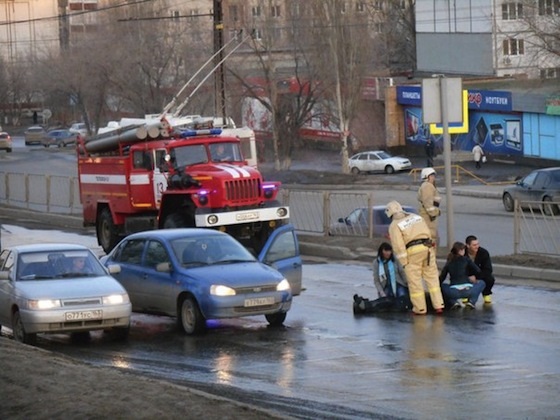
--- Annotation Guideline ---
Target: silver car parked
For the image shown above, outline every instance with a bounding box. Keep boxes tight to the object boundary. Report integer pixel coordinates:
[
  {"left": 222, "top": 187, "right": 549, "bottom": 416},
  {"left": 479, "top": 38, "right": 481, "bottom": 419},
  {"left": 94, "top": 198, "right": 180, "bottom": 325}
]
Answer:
[{"left": 0, "top": 243, "right": 132, "bottom": 344}]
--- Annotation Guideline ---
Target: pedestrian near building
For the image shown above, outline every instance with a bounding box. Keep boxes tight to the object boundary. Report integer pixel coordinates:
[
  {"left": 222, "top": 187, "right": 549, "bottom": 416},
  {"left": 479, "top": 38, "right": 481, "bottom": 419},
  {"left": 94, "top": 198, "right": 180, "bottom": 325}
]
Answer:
[
  {"left": 386, "top": 200, "right": 445, "bottom": 315},
  {"left": 424, "top": 138, "right": 435, "bottom": 167},
  {"left": 472, "top": 143, "right": 485, "bottom": 169},
  {"left": 417, "top": 167, "right": 441, "bottom": 246},
  {"left": 439, "top": 241, "right": 486, "bottom": 309},
  {"left": 465, "top": 235, "right": 495, "bottom": 304}
]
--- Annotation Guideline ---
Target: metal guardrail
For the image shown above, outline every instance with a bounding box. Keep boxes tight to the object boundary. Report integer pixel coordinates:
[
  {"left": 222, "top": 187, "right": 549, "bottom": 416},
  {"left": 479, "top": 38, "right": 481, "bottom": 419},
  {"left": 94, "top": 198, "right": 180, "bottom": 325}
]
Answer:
[
  {"left": 409, "top": 164, "right": 513, "bottom": 185},
  {"left": 513, "top": 199, "right": 560, "bottom": 256},
  {"left": 0, "top": 172, "right": 81, "bottom": 215},
  {"left": 0, "top": 171, "right": 558, "bottom": 256}
]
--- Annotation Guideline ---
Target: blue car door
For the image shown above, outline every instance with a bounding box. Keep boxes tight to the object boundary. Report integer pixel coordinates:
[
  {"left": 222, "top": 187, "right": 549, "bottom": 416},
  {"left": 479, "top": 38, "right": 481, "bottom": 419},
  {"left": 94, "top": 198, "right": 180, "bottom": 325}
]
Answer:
[
  {"left": 258, "top": 224, "right": 303, "bottom": 296},
  {"left": 140, "top": 239, "right": 177, "bottom": 315}
]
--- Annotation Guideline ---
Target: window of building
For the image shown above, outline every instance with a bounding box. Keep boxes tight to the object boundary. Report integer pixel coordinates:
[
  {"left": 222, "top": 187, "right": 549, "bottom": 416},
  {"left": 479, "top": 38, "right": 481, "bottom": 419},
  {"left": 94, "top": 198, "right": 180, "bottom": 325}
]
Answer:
[
  {"left": 270, "top": 26, "right": 282, "bottom": 40},
  {"left": 290, "top": 1, "right": 301, "bottom": 17},
  {"left": 374, "top": 1, "right": 383, "bottom": 10},
  {"left": 229, "top": 5, "right": 239, "bottom": 22},
  {"left": 341, "top": 2, "right": 347, "bottom": 14},
  {"left": 253, "top": 28, "right": 262, "bottom": 40},
  {"left": 271, "top": 5, "right": 281, "bottom": 18},
  {"left": 188, "top": 9, "right": 199, "bottom": 20},
  {"left": 538, "top": 0, "right": 560, "bottom": 15},
  {"left": 356, "top": 1, "right": 366, "bottom": 12},
  {"left": 540, "top": 67, "right": 560, "bottom": 78},
  {"left": 503, "top": 38, "right": 525, "bottom": 55},
  {"left": 502, "top": 2, "right": 523, "bottom": 20},
  {"left": 290, "top": 0, "right": 301, "bottom": 17},
  {"left": 171, "top": 10, "right": 180, "bottom": 21},
  {"left": 252, "top": 6, "right": 261, "bottom": 17}
]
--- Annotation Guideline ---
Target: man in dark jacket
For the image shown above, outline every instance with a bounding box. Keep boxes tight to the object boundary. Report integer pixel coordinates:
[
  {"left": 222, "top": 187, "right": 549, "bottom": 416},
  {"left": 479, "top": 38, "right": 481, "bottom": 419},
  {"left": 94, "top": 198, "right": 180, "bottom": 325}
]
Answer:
[
  {"left": 424, "top": 138, "right": 435, "bottom": 167},
  {"left": 465, "top": 235, "right": 495, "bottom": 303}
]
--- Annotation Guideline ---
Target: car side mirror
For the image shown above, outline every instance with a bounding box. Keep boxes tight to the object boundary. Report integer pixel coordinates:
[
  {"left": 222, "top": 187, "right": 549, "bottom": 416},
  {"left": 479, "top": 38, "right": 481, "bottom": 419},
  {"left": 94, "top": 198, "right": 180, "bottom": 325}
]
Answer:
[
  {"left": 107, "top": 264, "right": 121, "bottom": 274},
  {"left": 338, "top": 217, "right": 344, "bottom": 223}
]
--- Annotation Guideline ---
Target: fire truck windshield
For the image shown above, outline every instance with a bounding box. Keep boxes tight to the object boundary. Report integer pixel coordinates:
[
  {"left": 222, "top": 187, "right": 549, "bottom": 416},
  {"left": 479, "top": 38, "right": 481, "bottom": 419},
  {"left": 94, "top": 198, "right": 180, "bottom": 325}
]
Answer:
[
  {"left": 210, "top": 143, "right": 241, "bottom": 162},
  {"left": 172, "top": 144, "right": 208, "bottom": 167}
]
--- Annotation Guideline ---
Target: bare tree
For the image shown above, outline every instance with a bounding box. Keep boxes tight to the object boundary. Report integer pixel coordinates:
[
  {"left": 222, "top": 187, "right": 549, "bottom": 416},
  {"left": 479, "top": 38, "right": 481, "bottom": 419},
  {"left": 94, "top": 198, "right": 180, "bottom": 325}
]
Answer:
[
  {"left": 514, "top": 1, "right": 560, "bottom": 75},
  {"left": 367, "top": 0, "right": 416, "bottom": 74},
  {"left": 227, "top": 0, "right": 323, "bottom": 170},
  {"left": 311, "top": 0, "right": 376, "bottom": 174},
  {"left": 5, "top": 60, "right": 38, "bottom": 126}
]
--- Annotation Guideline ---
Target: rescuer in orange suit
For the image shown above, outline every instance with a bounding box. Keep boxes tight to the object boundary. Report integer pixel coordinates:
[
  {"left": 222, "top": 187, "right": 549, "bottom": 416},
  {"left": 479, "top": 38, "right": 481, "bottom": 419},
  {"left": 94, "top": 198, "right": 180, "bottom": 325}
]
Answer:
[
  {"left": 386, "top": 200, "right": 444, "bottom": 315},
  {"left": 417, "top": 167, "right": 441, "bottom": 246}
]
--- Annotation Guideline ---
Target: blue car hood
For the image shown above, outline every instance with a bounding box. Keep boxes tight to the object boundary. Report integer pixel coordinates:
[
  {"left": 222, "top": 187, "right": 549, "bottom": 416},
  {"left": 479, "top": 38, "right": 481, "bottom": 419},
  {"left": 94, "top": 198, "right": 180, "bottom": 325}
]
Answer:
[{"left": 180, "top": 261, "right": 284, "bottom": 288}]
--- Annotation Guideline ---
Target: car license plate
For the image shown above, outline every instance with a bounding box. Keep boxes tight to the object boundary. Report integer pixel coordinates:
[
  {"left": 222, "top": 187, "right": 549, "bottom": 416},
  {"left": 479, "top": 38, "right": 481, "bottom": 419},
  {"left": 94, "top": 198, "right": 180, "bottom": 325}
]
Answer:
[
  {"left": 65, "top": 310, "right": 103, "bottom": 321},
  {"left": 236, "top": 211, "right": 259, "bottom": 222},
  {"left": 244, "top": 297, "right": 275, "bottom": 307}
]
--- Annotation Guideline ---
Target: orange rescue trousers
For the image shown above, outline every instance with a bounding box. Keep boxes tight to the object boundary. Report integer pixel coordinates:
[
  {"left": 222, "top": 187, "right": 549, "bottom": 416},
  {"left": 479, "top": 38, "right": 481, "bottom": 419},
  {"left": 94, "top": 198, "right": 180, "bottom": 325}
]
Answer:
[{"left": 403, "top": 245, "right": 444, "bottom": 314}]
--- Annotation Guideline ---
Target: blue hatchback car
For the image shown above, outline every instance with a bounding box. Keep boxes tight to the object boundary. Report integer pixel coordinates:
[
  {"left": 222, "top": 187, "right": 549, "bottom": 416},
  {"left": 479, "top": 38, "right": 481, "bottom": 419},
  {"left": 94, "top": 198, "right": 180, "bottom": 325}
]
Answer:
[{"left": 101, "top": 225, "right": 302, "bottom": 334}]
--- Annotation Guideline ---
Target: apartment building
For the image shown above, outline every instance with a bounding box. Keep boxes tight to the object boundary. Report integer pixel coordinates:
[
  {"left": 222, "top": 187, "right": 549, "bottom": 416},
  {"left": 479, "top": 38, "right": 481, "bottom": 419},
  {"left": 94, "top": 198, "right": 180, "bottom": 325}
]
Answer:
[
  {"left": 416, "top": 0, "right": 560, "bottom": 79},
  {"left": 0, "top": 0, "right": 61, "bottom": 64},
  {"left": 0, "top": 0, "right": 213, "bottom": 64}
]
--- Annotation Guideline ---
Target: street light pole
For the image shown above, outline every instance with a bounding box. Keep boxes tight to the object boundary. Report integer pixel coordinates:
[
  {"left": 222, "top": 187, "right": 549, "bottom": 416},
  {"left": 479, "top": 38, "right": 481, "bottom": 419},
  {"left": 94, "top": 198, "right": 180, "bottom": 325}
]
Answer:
[
  {"left": 213, "top": 0, "right": 227, "bottom": 122},
  {"left": 439, "top": 76, "right": 455, "bottom": 248}
]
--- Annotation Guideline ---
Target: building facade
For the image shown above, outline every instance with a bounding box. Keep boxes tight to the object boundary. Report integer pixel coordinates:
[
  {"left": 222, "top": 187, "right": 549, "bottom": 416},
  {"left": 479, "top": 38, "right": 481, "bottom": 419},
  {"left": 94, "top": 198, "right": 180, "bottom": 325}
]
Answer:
[
  {"left": 416, "top": 0, "right": 560, "bottom": 80},
  {"left": 0, "top": 0, "right": 61, "bottom": 64}
]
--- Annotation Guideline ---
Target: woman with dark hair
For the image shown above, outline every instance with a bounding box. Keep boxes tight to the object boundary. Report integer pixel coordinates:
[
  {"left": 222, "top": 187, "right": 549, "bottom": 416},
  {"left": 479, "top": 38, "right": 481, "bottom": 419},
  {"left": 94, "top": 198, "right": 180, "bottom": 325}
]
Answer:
[
  {"left": 353, "top": 242, "right": 411, "bottom": 314},
  {"left": 439, "top": 241, "right": 486, "bottom": 310}
]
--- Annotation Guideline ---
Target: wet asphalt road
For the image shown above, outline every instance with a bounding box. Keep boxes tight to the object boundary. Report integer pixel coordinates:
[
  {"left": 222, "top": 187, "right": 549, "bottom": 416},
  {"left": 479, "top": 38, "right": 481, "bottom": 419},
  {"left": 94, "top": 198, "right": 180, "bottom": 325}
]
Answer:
[
  {"left": 32, "top": 261, "right": 560, "bottom": 419},
  {"left": 2, "top": 143, "right": 559, "bottom": 418}
]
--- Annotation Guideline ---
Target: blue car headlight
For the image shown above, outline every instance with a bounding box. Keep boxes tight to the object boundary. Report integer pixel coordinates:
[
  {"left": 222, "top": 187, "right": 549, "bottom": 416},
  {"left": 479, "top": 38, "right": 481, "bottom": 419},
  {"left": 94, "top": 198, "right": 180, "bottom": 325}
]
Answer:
[{"left": 210, "top": 285, "right": 236, "bottom": 296}]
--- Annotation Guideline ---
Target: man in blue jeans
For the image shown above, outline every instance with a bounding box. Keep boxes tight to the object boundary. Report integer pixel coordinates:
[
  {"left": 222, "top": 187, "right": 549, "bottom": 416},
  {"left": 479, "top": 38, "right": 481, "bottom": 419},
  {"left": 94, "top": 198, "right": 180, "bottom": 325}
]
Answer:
[{"left": 439, "top": 241, "right": 486, "bottom": 309}]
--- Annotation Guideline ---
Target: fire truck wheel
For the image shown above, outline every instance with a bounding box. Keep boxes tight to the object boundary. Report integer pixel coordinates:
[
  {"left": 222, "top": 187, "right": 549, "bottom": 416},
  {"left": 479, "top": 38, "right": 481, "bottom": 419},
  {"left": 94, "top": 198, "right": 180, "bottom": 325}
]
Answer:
[
  {"left": 163, "top": 213, "right": 191, "bottom": 229},
  {"left": 97, "top": 208, "right": 120, "bottom": 253},
  {"left": 179, "top": 296, "right": 206, "bottom": 335},
  {"left": 265, "top": 311, "right": 287, "bottom": 327}
]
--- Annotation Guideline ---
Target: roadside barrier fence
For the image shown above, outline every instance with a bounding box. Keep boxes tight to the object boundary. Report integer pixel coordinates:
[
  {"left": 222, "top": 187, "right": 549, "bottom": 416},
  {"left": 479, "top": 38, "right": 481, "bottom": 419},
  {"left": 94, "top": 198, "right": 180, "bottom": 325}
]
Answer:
[{"left": 0, "top": 172, "right": 558, "bottom": 256}]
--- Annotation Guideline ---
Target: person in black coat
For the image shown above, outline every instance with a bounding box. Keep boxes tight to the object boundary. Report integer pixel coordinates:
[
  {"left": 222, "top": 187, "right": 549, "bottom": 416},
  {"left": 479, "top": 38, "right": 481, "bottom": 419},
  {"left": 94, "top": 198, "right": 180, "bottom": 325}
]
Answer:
[
  {"left": 465, "top": 235, "right": 495, "bottom": 304},
  {"left": 439, "top": 241, "right": 486, "bottom": 309},
  {"left": 424, "top": 138, "right": 435, "bottom": 167}
]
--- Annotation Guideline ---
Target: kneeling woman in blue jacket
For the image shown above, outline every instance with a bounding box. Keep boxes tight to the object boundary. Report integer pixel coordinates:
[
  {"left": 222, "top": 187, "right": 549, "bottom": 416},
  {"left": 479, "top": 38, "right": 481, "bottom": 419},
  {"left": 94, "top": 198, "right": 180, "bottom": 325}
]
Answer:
[
  {"left": 439, "top": 241, "right": 486, "bottom": 309},
  {"left": 354, "top": 242, "right": 411, "bottom": 314}
]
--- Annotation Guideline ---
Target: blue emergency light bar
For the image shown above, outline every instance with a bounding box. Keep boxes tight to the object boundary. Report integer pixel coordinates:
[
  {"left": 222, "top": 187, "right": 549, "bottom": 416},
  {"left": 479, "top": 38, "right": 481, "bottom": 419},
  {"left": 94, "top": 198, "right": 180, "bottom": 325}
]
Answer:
[{"left": 179, "top": 128, "right": 222, "bottom": 138}]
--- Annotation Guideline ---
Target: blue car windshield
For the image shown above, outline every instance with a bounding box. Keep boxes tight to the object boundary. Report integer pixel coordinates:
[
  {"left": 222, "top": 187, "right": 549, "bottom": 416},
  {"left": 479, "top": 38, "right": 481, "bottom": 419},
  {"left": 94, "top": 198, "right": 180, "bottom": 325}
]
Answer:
[{"left": 171, "top": 235, "right": 256, "bottom": 266}]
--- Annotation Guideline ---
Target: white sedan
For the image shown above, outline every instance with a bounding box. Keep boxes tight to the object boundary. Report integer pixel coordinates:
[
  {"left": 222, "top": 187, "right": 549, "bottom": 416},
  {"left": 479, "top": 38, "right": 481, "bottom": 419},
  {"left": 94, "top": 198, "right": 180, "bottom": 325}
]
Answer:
[
  {"left": 0, "top": 243, "right": 131, "bottom": 344},
  {"left": 348, "top": 150, "right": 412, "bottom": 174}
]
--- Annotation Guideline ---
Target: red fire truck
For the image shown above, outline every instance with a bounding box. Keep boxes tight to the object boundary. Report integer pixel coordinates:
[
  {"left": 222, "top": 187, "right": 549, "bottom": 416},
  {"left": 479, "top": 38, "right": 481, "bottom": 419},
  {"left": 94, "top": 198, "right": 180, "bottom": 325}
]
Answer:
[{"left": 77, "top": 118, "right": 289, "bottom": 253}]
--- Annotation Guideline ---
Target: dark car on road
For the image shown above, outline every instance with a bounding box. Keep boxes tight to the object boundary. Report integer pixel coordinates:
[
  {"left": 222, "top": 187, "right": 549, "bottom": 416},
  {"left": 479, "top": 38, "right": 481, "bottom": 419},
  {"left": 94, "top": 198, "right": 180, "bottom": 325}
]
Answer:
[
  {"left": 42, "top": 129, "right": 78, "bottom": 148},
  {"left": 502, "top": 167, "right": 560, "bottom": 215},
  {"left": 329, "top": 205, "right": 417, "bottom": 237},
  {"left": 100, "top": 225, "right": 302, "bottom": 335}
]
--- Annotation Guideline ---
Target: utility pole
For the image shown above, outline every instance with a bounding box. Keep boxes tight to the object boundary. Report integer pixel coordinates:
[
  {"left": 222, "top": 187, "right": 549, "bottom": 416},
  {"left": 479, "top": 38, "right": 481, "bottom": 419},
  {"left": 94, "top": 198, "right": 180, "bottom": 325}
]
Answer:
[{"left": 213, "top": 0, "right": 227, "bottom": 122}]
